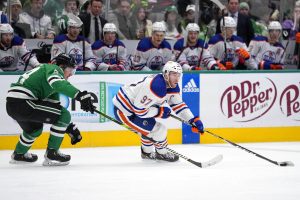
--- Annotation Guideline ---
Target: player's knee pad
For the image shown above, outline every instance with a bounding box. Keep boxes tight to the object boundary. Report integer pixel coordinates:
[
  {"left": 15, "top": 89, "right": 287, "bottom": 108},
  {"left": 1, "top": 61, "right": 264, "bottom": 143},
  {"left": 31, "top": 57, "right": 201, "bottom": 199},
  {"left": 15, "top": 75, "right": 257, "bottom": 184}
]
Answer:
[
  {"left": 148, "top": 122, "right": 167, "bottom": 142},
  {"left": 56, "top": 107, "right": 71, "bottom": 127}
]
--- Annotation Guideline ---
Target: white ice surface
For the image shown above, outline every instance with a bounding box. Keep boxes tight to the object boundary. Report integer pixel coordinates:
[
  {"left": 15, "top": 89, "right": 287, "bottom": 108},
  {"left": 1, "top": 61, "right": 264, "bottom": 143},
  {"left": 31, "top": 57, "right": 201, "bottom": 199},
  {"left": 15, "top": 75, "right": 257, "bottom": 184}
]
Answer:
[{"left": 0, "top": 142, "right": 299, "bottom": 200}]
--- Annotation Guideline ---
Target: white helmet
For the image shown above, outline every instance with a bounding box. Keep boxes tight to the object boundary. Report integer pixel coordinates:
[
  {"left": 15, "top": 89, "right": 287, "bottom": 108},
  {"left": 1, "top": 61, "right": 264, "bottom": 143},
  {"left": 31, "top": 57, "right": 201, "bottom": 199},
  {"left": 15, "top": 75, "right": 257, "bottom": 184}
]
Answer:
[
  {"left": 0, "top": 24, "right": 14, "bottom": 35},
  {"left": 162, "top": 61, "right": 183, "bottom": 76},
  {"left": 186, "top": 23, "right": 200, "bottom": 32},
  {"left": 220, "top": 16, "right": 236, "bottom": 28},
  {"left": 67, "top": 15, "right": 83, "bottom": 28},
  {"left": 103, "top": 23, "right": 117, "bottom": 33},
  {"left": 268, "top": 21, "right": 282, "bottom": 30},
  {"left": 152, "top": 21, "right": 166, "bottom": 32}
]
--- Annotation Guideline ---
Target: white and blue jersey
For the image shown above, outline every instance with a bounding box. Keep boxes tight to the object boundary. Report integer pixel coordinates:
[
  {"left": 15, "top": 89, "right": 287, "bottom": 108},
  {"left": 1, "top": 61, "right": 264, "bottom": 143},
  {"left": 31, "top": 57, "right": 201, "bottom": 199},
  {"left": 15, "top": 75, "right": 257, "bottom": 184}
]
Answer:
[
  {"left": 173, "top": 38, "right": 217, "bottom": 70},
  {"left": 131, "top": 37, "right": 173, "bottom": 71},
  {"left": 248, "top": 36, "right": 285, "bottom": 67},
  {"left": 0, "top": 35, "right": 40, "bottom": 71},
  {"left": 113, "top": 74, "right": 194, "bottom": 135},
  {"left": 91, "top": 39, "right": 127, "bottom": 71},
  {"left": 208, "top": 34, "right": 256, "bottom": 69},
  {"left": 51, "top": 34, "right": 96, "bottom": 70}
]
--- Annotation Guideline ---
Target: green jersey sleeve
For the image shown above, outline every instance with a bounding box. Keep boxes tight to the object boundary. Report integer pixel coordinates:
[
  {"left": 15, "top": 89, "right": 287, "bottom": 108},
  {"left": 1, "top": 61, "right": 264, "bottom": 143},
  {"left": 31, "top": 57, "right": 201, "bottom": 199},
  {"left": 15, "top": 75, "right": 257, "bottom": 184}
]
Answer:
[{"left": 45, "top": 64, "right": 80, "bottom": 98}]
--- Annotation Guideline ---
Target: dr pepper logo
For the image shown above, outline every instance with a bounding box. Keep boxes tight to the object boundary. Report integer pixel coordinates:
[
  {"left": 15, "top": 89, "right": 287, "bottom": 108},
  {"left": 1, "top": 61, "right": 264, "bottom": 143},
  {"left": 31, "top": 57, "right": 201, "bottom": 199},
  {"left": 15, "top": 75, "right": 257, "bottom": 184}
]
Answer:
[
  {"left": 220, "top": 78, "right": 277, "bottom": 122},
  {"left": 280, "top": 83, "right": 300, "bottom": 121}
]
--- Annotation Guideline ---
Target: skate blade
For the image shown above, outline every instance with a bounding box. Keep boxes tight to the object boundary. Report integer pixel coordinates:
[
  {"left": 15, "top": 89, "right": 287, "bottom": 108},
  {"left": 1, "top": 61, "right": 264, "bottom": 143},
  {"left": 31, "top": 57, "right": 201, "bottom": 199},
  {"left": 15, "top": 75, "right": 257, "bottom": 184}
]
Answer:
[
  {"left": 42, "top": 159, "right": 70, "bottom": 166},
  {"left": 9, "top": 159, "right": 36, "bottom": 164}
]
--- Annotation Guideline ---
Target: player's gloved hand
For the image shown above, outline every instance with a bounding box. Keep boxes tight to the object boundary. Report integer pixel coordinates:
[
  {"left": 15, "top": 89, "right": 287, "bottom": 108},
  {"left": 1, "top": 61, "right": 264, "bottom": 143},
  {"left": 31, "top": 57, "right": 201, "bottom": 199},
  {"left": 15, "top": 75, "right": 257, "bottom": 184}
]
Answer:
[
  {"left": 66, "top": 123, "right": 82, "bottom": 145},
  {"left": 189, "top": 116, "right": 204, "bottom": 134},
  {"left": 75, "top": 91, "right": 94, "bottom": 113},
  {"left": 296, "top": 32, "right": 300, "bottom": 44},
  {"left": 156, "top": 106, "right": 171, "bottom": 119},
  {"left": 236, "top": 48, "right": 250, "bottom": 60},
  {"left": 191, "top": 66, "right": 203, "bottom": 70},
  {"left": 211, "top": 63, "right": 226, "bottom": 70},
  {"left": 222, "top": 61, "right": 234, "bottom": 70},
  {"left": 109, "top": 64, "right": 125, "bottom": 71},
  {"left": 259, "top": 61, "right": 283, "bottom": 70}
]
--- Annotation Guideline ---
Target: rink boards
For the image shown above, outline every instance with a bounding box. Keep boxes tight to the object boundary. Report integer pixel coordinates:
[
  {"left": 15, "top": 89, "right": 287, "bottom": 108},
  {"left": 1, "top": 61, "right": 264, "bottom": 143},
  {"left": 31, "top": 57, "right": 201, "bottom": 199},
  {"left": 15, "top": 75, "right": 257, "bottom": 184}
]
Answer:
[{"left": 0, "top": 71, "right": 299, "bottom": 149}]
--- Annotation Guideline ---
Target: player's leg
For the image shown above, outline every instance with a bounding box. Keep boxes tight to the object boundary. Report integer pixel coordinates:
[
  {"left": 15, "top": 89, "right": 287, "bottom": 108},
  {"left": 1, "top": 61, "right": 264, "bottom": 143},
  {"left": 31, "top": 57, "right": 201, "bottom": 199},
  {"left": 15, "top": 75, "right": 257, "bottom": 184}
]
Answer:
[
  {"left": 114, "top": 107, "right": 156, "bottom": 160},
  {"left": 149, "top": 122, "right": 179, "bottom": 162},
  {"left": 10, "top": 121, "right": 43, "bottom": 164},
  {"left": 6, "top": 99, "right": 61, "bottom": 164},
  {"left": 114, "top": 107, "right": 178, "bottom": 162},
  {"left": 43, "top": 107, "right": 72, "bottom": 166}
]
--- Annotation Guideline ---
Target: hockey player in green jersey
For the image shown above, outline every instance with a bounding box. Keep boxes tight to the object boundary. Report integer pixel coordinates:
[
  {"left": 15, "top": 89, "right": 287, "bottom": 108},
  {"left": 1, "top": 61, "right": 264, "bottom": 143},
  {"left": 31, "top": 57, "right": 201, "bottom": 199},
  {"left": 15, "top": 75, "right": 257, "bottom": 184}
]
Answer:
[{"left": 6, "top": 53, "right": 94, "bottom": 166}]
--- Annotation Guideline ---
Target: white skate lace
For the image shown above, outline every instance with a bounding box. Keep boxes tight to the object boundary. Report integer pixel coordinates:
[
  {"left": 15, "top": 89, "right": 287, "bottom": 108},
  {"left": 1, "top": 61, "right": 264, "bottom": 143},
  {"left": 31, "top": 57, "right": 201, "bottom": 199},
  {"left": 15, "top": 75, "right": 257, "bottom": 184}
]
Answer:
[
  {"left": 24, "top": 153, "right": 33, "bottom": 158},
  {"left": 57, "top": 150, "right": 67, "bottom": 157},
  {"left": 163, "top": 152, "right": 175, "bottom": 159},
  {"left": 149, "top": 152, "right": 156, "bottom": 158}
]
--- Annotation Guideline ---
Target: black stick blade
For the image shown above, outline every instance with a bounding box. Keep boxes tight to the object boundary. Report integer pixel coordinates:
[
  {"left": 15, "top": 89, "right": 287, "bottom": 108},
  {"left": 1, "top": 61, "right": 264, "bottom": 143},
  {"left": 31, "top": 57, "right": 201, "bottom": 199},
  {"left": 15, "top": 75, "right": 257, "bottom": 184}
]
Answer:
[{"left": 277, "top": 161, "right": 294, "bottom": 167}]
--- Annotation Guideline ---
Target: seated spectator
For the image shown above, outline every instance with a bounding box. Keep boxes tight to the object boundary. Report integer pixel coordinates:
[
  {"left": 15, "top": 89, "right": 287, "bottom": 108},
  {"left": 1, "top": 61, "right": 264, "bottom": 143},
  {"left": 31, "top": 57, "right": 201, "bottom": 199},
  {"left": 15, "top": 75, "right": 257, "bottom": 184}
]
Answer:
[
  {"left": 111, "top": 0, "right": 137, "bottom": 39},
  {"left": 79, "top": 0, "right": 107, "bottom": 44},
  {"left": 0, "top": 24, "right": 40, "bottom": 72},
  {"left": 173, "top": 23, "right": 218, "bottom": 71},
  {"left": 216, "top": 0, "right": 254, "bottom": 45},
  {"left": 208, "top": 17, "right": 256, "bottom": 70},
  {"left": 282, "top": 1, "right": 300, "bottom": 40},
  {"left": 9, "top": 0, "right": 31, "bottom": 38},
  {"left": 90, "top": 23, "right": 127, "bottom": 71},
  {"left": 131, "top": 21, "right": 173, "bottom": 71},
  {"left": 249, "top": 21, "right": 285, "bottom": 70},
  {"left": 18, "top": 0, "right": 55, "bottom": 39},
  {"left": 178, "top": 4, "right": 195, "bottom": 36},
  {"left": 130, "top": 0, "right": 149, "bottom": 12},
  {"left": 239, "top": 2, "right": 267, "bottom": 37},
  {"left": 131, "top": 6, "right": 152, "bottom": 39},
  {"left": 56, "top": 0, "right": 80, "bottom": 34},
  {"left": 163, "top": 5, "right": 181, "bottom": 40},
  {"left": 51, "top": 15, "right": 96, "bottom": 71},
  {"left": 199, "top": 3, "right": 218, "bottom": 41}
]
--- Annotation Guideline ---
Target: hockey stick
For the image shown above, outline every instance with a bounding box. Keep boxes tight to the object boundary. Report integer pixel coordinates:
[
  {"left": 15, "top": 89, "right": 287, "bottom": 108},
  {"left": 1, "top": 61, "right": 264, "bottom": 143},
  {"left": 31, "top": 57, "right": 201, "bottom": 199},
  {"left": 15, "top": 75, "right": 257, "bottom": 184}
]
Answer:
[
  {"left": 170, "top": 114, "right": 294, "bottom": 167},
  {"left": 93, "top": 109, "right": 223, "bottom": 168}
]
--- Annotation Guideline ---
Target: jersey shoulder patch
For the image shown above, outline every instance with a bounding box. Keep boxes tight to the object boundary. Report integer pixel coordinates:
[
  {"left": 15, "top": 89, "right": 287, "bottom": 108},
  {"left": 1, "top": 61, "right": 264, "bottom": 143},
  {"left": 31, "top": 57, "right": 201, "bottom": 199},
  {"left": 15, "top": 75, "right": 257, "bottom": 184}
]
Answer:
[
  {"left": 160, "top": 40, "right": 171, "bottom": 50},
  {"left": 137, "top": 37, "right": 152, "bottom": 52},
  {"left": 12, "top": 36, "right": 24, "bottom": 46},
  {"left": 115, "top": 39, "right": 126, "bottom": 48},
  {"left": 150, "top": 74, "right": 167, "bottom": 98},
  {"left": 253, "top": 35, "right": 268, "bottom": 42},
  {"left": 231, "top": 35, "right": 244, "bottom": 43},
  {"left": 208, "top": 34, "right": 223, "bottom": 45},
  {"left": 53, "top": 34, "right": 68, "bottom": 44},
  {"left": 91, "top": 40, "right": 104, "bottom": 50},
  {"left": 173, "top": 38, "right": 184, "bottom": 51}
]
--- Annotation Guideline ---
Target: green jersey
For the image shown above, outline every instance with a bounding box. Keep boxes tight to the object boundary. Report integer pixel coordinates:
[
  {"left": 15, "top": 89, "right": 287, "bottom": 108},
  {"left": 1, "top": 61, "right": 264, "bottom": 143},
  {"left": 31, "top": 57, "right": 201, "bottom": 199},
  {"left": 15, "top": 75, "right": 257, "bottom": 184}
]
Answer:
[{"left": 7, "top": 64, "right": 79, "bottom": 102}]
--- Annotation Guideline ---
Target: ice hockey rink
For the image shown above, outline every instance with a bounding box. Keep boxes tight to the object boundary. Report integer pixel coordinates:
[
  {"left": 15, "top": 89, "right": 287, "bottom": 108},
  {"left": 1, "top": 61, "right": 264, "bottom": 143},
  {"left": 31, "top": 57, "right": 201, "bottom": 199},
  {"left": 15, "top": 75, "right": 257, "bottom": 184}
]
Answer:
[{"left": 0, "top": 142, "right": 299, "bottom": 200}]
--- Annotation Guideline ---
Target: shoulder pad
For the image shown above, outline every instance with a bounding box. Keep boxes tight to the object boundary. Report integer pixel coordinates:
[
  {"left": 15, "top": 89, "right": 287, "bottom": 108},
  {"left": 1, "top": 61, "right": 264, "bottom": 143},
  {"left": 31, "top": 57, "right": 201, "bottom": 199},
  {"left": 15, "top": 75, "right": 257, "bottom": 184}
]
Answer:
[
  {"left": 173, "top": 38, "right": 184, "bottom": 51},
  {"left": 150, "top": 74, "right": 167, "bottom": 98},
  {"left": 53, "top": 34, "right": 68, "bottom": 43}
]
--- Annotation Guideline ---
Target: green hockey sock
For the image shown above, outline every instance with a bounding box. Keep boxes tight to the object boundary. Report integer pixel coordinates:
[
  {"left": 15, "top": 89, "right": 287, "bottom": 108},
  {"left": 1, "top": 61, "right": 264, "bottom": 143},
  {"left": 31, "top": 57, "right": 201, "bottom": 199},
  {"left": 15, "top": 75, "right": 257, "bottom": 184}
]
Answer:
[{"left": 15, "top": 129, "right": 42, "bottom": 154}]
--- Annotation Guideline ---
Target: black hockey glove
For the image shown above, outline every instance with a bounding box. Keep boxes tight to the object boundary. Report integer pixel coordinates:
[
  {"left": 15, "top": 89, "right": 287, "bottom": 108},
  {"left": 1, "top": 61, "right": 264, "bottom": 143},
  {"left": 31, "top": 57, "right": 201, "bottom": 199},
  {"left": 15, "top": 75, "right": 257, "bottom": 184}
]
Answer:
[
  {"left": 66, "top": 123, "right": 82, "bottom": 145},
  {"left": 75, "top": 91, "right": 94, "bottom": 113}
]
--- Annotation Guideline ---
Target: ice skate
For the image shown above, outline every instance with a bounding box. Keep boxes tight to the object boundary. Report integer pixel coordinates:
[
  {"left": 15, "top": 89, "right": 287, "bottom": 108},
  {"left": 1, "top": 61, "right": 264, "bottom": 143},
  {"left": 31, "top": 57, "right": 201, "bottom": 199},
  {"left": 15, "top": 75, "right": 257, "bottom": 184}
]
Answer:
[
  {"left": 9, "top": 152, "right": 38, "bottom": 164},
  {"left": 156, "top": 151, "right": 179, "bottom": 162},
  {"left": 141, "top": 147, "right": 156, "bottom": 160},
  {"left": 43, "top": 149, "right": 70, "bottom": 166}
]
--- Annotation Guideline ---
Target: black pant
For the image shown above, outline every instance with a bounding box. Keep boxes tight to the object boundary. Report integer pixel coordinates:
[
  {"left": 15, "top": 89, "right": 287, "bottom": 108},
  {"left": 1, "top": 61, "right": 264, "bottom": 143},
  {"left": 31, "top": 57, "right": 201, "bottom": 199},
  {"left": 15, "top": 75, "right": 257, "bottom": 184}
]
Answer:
[{"left": 6, "top": 98, "right": 61, "bottom": 134}]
